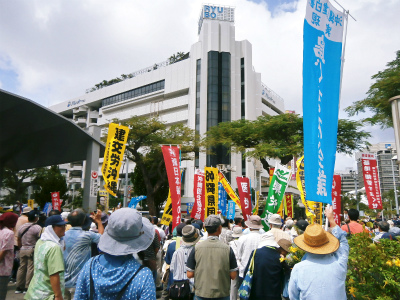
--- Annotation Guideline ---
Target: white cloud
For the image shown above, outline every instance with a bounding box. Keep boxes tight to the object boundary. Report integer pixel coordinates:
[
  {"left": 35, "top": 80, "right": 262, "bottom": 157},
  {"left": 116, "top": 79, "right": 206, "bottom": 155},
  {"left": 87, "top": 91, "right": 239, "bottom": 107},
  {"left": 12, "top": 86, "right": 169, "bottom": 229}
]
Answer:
[{"left": 0, "top": 0, "right": 398, "bottom": 170}]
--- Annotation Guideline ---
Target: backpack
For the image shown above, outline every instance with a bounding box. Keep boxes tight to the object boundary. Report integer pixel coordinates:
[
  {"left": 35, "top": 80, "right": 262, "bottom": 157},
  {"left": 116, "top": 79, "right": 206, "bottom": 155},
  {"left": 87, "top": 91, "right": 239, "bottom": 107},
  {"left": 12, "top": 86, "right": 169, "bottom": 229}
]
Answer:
[{"left": 169, "top": 280, "right": 191, "bottom": 300}]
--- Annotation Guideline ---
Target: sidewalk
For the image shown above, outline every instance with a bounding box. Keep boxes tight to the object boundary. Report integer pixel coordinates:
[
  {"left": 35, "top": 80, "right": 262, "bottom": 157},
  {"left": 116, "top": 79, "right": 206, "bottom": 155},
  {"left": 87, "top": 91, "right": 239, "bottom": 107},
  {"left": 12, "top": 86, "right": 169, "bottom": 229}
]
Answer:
[{"left": 6, "top": 282, "right": 25, "bottom": 300}]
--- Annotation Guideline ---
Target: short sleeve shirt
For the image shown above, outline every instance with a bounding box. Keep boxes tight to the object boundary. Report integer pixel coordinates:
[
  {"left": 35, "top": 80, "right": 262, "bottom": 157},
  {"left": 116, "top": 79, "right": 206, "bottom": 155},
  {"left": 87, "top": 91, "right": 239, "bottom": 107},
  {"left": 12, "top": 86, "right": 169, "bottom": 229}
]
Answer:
[
  {"left": 341, "top": 222, "right": 365, "bottom": 234},
  {"left": 25, "top": 239, "right": 65, "bottom": 300},
  {"left": 0, "top": 227, "right": 15, "bottom": 276},
  {"left": 63, "top": 227, "right": 101, "bottom": 288},
  {"left": 18, "top": 222, "right": 42, "bottom": 250}
]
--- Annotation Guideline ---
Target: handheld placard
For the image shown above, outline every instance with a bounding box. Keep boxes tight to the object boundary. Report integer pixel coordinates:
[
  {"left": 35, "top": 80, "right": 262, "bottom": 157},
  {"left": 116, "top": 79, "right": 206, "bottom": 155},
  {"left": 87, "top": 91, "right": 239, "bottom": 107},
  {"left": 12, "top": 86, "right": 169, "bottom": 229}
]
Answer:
[{"left": 324, "top": 204, "right": 331, "bottom": 231}]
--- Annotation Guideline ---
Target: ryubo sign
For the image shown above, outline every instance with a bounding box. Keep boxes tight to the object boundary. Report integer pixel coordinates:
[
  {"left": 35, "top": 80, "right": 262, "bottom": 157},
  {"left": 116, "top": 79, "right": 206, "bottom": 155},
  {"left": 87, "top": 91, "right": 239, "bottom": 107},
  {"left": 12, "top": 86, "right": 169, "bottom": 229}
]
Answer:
[{"left": 202, "top": 5, "right": 234, "bottom": 21}]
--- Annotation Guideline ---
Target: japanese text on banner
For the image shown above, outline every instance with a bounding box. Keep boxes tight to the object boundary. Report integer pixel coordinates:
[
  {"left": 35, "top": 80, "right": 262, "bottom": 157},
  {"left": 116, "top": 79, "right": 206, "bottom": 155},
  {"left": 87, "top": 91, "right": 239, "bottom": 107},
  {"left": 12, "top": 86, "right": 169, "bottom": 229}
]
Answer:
[
  {"left": 218, "top": 182, "right": 227, "bottom": 216},
  {"left": 191, "top": 169, "right": 205, "bottom": 220},
  {"left": 218, "top": 172, "right": 241, "bottom": 209},
  {"left": 303, "top": 0, "right": 344, "bottom": 204},
  {"left": 296, "top": 156, "right": 316, "bottom": 217},
  {"left": 204, "top": 167, "right": 219, "bottom": 219},
  {"left": 236, "top": 177, "right": 252, "bottom": 221},
  {"left": 361, "top": 154, "right": 383, "bottom": 209},
  {"left": 332, "top": 174, "right": 342, "bottom": 224},
  {"left": 160, "top": 191, "right": 173, "bottom": 226},
  {"left": 102, "top": 123, "right": 130, "bottom": 197},
  {"left": 161, "top": 146, "right": 182, "bottom": 230},
  {"left": 261, "top": 165, "right": 291, "bottom": 231},
  {"left": 51, "top": 192, "right": 61, "bottom": 211},
  {"left": 227, "top": 200, "right": 236, "bottom": 220},
  {"left": 284, "top": 194, "right": 293, "bottom": 219}
]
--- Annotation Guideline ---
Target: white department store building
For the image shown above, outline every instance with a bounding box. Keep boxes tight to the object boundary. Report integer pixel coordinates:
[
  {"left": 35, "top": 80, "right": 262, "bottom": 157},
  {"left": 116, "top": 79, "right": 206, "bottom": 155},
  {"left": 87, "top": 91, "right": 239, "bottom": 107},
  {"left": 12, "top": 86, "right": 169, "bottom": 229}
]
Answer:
[{"left": 50, "top": 4, "right": 285, "bottom": 203}]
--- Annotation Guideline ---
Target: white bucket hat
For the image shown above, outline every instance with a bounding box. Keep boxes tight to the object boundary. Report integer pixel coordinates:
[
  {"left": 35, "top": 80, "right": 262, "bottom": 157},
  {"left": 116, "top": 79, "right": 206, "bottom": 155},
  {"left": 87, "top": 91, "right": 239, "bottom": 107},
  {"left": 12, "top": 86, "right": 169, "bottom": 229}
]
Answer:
[
  {"left": 258, "top": 232, "right": 279, "bottom": 249},
  {"left": 98, "top": 208, "right": 155, "bottom": 255}
]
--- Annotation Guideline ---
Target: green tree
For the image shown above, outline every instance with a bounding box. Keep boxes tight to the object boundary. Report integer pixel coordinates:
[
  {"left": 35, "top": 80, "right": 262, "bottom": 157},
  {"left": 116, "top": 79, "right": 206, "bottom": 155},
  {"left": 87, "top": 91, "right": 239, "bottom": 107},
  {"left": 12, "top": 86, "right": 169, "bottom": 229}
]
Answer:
[
  {"left": 0, "top": 168, "right": 37, "bottom": 204},
  {"left": 345, "top": 50, "right": 400, "bottom": 128},
  {"left": 381, "top": 189, "right": 398, "bottom": 218},
  {"left": 104, "top": 116, "right": 198, "bottom": 215},
  {"left": 32, "top": 165, "right": 68, "bottom": 209},
  {"left": 204, "top": 114, "right": 371, "bottom": 171}
]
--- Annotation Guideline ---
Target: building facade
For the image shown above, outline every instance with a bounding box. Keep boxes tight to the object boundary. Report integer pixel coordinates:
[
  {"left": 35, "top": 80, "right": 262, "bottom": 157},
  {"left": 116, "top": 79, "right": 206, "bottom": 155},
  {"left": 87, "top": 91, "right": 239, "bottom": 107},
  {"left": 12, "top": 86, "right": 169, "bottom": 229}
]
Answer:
[{"left": 50, "top": 5, "right": 285, "bottom": 203}]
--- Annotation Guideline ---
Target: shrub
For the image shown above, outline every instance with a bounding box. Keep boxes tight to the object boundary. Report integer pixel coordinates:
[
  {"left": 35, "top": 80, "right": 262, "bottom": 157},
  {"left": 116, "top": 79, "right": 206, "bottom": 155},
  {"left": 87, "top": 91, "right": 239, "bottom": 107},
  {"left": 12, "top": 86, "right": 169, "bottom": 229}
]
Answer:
[{"left": 346, "top": 232, "right": 400, "bottom": 299}]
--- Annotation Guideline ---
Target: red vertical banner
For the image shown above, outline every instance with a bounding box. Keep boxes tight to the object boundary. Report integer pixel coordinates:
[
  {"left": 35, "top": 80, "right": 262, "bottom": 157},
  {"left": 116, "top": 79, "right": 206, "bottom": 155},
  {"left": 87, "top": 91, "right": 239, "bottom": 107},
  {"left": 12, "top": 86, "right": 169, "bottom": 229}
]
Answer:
[
  {"left": 161, "top": 146, "right": 181, "bottom": 230},
  {"left": 236, "top": 177, "right": 252, "bottom": 221},
  {"left": 51, "top": 192, "right": 61, "bottom": 211},
  {"left": 331, "top": 175, "right": 342, "bottom": 225},
  {"left": 191, "top": 169, "right": 205, "bottom": 221},
  {"left": 284, "top": 194, "right": 293, "bottom": 218},
  {"left": 362, "top": 154, "right": 383, "bottom": 209},
  {"left": 269, "top": 168, "right": 275, "bottom": 184}
]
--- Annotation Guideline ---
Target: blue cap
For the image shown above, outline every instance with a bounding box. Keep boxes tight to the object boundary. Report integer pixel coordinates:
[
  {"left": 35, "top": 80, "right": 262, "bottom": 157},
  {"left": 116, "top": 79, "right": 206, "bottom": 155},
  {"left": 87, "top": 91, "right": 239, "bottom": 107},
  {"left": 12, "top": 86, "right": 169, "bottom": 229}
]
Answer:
[{"left": 45, "top": 215, "right": 68, "bottom": 226}]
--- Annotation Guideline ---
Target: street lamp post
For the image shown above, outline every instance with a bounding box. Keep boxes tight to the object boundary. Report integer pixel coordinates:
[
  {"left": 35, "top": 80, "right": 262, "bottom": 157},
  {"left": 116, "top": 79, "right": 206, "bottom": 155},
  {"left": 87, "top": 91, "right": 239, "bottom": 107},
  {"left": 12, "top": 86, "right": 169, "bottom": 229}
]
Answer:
[
  {"left": 350, "top": 170, "right": 359, "bottom": 211},
  {"left": 390, "top": 152, "right": 399, "bottom": 215}
]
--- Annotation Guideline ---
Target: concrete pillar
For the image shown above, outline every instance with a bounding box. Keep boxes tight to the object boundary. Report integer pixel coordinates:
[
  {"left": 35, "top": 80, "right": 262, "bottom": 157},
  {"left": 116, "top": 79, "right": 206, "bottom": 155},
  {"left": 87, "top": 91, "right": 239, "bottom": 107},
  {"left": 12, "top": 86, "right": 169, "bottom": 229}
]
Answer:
[
  {"left": 389, "top": 95, "right": 400, "bottom": 215},
  {"left": 83, "top": 125, "right": 101, "bottom": 212}
]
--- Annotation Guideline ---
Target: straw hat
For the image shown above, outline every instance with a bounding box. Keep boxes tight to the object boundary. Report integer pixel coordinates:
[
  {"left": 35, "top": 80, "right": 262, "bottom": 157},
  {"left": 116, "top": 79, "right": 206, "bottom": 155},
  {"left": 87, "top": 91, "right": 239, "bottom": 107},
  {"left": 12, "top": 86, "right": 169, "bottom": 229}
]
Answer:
[{"left": 294, "top": 224, "right": 339, "bottom": 255}]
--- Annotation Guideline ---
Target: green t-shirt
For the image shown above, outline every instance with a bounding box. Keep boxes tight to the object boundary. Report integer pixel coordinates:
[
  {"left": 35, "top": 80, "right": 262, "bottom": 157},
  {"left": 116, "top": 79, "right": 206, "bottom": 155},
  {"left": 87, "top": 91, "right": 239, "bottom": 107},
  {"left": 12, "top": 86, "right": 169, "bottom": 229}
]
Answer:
[{"left": 25, "top": 239, "right": 65, "bottom": 300}]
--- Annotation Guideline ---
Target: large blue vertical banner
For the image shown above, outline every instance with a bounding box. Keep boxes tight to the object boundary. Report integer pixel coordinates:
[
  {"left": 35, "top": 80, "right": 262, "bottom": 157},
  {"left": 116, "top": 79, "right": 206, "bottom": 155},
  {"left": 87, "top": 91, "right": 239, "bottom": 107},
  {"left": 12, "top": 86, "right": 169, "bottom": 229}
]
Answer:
[
  {"left": 218, "top": 182, "right": 227, "bottom": 216},
  {"left": 303, "top": 0, "right": 344, "bottom": 204}
]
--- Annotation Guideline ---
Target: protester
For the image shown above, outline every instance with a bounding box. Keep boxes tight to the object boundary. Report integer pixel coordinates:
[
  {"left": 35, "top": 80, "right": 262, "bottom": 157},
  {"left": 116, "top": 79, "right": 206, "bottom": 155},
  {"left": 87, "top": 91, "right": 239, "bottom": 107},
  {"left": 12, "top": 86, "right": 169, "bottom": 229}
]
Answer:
[
  {"left": 162, "top": 223, "right": 186, "bottom": 300},
  {"left": 219, "top": 216, "right": 231, "bottom": 245},
  {"left": 236, "top": 215, "right": 263, "bottom": 285},
  {"left": 290, "top": 219, "right": 308, "bottom": 242},
  {"left": 15, "top": 210, "right": 41, "bottom": 294},
  {"left": 61, "top": 212, "right": 72, "bottom": 231},
  {"left": 267, "top": 214, "right": 291, "bottom": 243},
  {"left": 229, "top": 227, "right": 243, "bottom": 300},
  {"left": 37, "top": 212, "right": 47, "bottom": 228},
  {"left": 25, "top": 214, "right": 68, "bottom": 300},
  {"left": 277, "top": 239, "right": 292, "bottom": 300},
  {"left": 170, "top": 225, "right": 201, "bottom": 299},
  {"left": 289, "top": 206, "right": 349, "bottom": 300},
  {"left": 13, "top": 201, "right": 22, "bottom": 215},
  {"left": 232, "top": 217, "right": 243, "bottom": 230},
  {"left": 140, "top": 220, "right": 161, "bottom": 284},
  {"left": 283, "top": 219, "right": 294, "bottom": 242},
  {"left": 242, "top": 232, "right": 282, "bottom": 300},
  {"left": 341, "top": 208, "right": 365, "bottom": 235},
  {"left": 343, "top": 209, "right": 349, "bottom": 223},
  {"left": 0, "top": 212, "right": 19, "bottom": 300},
  {"left": 74, "top": 208, "right": 156, "bottom": 299},
  {"left": 63, "top": 209, "right": 104, "bottom": 300},
  {"left": 373, "top": 221, "right": 390, "bottom": 242},
  {"left": 187, "top": 215, "right": 238, "bottom": 300},
  {"left": 12, "top": 206, "right": 32, "bottom": 282}
]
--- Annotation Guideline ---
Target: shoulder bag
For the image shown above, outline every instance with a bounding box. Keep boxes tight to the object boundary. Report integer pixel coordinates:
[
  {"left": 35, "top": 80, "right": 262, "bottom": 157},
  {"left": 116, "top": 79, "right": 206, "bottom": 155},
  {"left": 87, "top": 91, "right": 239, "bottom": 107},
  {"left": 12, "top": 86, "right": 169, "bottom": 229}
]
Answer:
[{"left": 238, "top": 249, "right": 257, "bottom": 300}]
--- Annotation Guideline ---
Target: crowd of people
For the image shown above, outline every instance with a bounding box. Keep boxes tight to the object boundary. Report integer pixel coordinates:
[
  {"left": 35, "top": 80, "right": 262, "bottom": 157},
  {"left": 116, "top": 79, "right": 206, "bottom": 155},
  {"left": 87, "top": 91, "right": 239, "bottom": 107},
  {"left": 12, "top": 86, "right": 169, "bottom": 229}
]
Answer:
[{"left": 0, "top": 203, "right": 399, "bottom": 300}]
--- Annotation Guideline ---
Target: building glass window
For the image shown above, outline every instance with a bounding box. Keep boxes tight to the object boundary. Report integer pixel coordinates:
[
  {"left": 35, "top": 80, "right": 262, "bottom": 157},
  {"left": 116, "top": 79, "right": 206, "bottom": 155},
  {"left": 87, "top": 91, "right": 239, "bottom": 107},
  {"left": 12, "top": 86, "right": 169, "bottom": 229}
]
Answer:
[
  {"left": 206, "top": 51, "right": 231, "bottom": 167},
  {"left": 101, "top": 80, "right": 165, "bottom": 107}
]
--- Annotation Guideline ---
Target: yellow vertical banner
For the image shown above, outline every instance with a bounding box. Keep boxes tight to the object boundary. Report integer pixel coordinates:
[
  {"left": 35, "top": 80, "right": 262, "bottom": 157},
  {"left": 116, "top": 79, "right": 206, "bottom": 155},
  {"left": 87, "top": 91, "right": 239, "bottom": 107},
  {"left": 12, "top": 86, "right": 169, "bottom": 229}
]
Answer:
[
  {"left": 99, "top": 190, "right": 109, "bottom": 212},
  {"left": 101, "top": 123, "right": 130, "bottom": 197},
  {"left": 27, "top": 199, "right": 34, "bottom": 209},
  {"left": 204, "top": 167, "right": 219, "bottom": 219},
  {"left": 218, "top": 172, "right": 241, "bottom": 209},
  {"left": 314, "top": 202, "right": 323, "bottom": 225},
  {"left": 253, "top": 191, "right": 259, "bottom": 215},
  {"left": 277, "top": 200, "right": 284, "bottom": 217},
  {"left": 296, "top": 156, "right": 316, "bottom": 218},
  {"left": 160, "top": 190, "right": 173, "bottom": 226}
]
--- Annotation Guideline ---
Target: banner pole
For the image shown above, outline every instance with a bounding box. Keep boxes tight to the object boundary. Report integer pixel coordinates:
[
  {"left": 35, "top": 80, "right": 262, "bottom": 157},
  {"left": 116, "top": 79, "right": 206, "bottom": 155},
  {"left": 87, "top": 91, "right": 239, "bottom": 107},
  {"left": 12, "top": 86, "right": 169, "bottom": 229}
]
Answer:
[{"left": 338, "top": 8, "right": 350, "bottom": 106}]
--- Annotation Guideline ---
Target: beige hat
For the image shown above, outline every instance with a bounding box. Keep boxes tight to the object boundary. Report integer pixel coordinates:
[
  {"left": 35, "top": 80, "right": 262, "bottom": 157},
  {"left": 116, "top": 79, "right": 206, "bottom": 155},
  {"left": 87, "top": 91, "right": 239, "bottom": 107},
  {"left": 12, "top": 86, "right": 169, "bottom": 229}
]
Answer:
[
  {"left": 294, "top": 224, "right": 339, "bottom": 255},
  {"left": 22, "top": 207, "right": 32, "bottom": 214},
  {"left": 277, "top": 239, "right": 292, "bottom": 252},
  {"left": 245, "top": 215, "right": 263, "bottom": 229},
  {"left": 258, "top": 232, "right": 279, "bottom": 248},
  {"left": 268, "top": 214, "right": 282, "bottom": 226},
  {"left": 232, "top": 226, "right": 243, "bottom": 238}
]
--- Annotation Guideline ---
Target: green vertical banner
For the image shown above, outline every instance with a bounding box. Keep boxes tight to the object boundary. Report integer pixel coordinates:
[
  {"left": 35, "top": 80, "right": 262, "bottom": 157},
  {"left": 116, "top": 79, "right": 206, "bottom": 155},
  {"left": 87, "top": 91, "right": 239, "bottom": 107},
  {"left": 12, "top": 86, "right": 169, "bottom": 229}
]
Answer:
[{"left": 261, "top": 164, "right": 292, "bottom": 231}]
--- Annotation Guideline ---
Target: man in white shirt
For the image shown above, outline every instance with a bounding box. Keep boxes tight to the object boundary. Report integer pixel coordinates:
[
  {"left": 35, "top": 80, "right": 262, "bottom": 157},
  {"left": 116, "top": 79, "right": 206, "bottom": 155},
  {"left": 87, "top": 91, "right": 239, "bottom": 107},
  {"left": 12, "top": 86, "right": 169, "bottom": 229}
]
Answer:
[
  {"left": 236, "top": 215, "right": 263, "bottom": 284},
  {"left": 267, "top": 214, "right": 291, "bottom": 243}
]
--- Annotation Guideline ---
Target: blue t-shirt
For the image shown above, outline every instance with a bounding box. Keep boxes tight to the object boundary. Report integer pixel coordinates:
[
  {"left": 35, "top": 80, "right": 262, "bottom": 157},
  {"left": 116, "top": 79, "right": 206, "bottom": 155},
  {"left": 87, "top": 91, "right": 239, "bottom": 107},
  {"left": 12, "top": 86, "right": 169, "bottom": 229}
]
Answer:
[{"left": 63, "top": 227, "right": 101, "bottom": 288}]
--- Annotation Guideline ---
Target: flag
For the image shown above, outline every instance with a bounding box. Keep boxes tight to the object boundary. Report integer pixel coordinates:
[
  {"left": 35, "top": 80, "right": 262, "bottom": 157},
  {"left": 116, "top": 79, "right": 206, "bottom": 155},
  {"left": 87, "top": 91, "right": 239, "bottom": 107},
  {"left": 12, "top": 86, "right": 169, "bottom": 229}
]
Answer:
[
  {"left": 332, "top": 174, "right": 342, "bottom": 224},
  {"left": 51, "top": 192, "right": 61, "bottom": 211},
  {"left": 191, "top": 169, "right": 205, "bottom": 220},
  {"left": 128, "top": 195, "right": 147, "bottom": 208},
  {"left": 236, "top": 177, "right": 252, "bottom": 221},
  {"left": 161, "top": 146, "right": 181, "bottom": 230},
  {"left": 303, "top": 0, "right": 345, "bottom": 204},
  {"left": 285, "top": 194, "right": 293, "bottom": 219},
  {"left": 227, "top": 200, "right": 236, "bottom": 220},
  {"left": 296, "top": 156, "right": 316, "bottom": 217},
  {"left": 218, "top": 172, "right": 241, "bottom": 209},
  {"left": 361, "top": 153, "right": 383, "bottom": 209},
  {"left": 43, "top": 202, "right": 52, "bottom": 216},
  {"left": 261, "top": 165, "right": 292, "bottom": 231},
  {"left": 218, "top": 182, "right": 227, "bottom": 216},
  {"left": 160, "top": 191, "right": 173, "bottom": 226},
  {"left": 253, "top": 191, "right": 260, "bottom": 215},
  {"left": 99, "top": 190, "right": 109, "bottom": 212},
  {"left": 102, "top": 123, "right": 130, "bottom": 197},
  {"left": 204, "top": 167, "right": 219, "bottom": 219}
]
